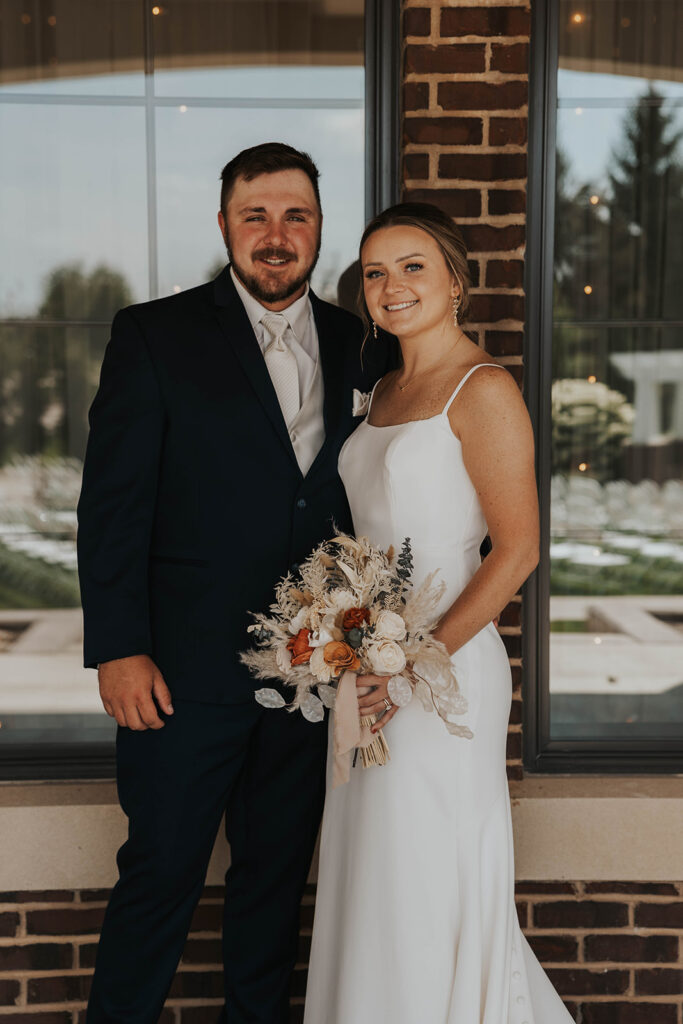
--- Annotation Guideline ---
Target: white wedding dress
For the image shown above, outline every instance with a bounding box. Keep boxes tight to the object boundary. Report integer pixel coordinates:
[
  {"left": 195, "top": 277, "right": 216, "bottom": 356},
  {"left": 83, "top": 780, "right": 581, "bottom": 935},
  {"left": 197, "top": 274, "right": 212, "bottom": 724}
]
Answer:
[{"left": 303, "top": 365, "right": 574, "bottom": 1024}]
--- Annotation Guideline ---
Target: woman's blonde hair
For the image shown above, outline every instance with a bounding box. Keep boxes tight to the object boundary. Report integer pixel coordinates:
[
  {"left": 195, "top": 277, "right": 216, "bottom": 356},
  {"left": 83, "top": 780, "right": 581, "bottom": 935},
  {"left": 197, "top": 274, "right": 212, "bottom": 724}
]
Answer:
[{"left": 357, "top": 201, "right": 471, "bottom": 340}]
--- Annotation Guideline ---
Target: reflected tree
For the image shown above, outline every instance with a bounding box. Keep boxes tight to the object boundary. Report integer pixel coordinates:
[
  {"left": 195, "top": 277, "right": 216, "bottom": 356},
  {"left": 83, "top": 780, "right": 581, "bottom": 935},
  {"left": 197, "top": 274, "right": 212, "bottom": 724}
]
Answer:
[
  {"left": 608, "top": 86, "right": 683, "bottom": 323},
  {"left": 0, "top": 263, "right": 132, "bottom": 465}
]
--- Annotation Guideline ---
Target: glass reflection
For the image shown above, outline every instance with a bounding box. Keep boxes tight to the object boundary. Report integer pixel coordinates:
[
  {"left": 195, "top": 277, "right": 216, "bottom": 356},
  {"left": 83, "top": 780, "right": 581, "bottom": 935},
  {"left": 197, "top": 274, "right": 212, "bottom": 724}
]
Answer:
[
  {"left": 0, "top": 103, "right": 148, "bottom": 319},
  {"left": 0, "top": 0, "right": 366, "bottom": 761},
  {"left": 0, "top": 325, "right": 114, "bottom": 744},
  {"left": 0, "top": 0, "right": 145, "bottom": 95},
  {"left": 151, "top": 0, "right": 364, "bottom": 96},
  {"left": 550, "top": 1, "right": 683, "bottom": 741}
]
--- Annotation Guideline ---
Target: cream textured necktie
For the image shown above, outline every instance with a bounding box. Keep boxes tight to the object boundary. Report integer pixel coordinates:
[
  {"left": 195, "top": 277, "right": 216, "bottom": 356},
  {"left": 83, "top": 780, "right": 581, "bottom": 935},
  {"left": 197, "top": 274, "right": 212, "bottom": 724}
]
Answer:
[{"left": 261, "top": 311, "right": 300, "bottom": 428}]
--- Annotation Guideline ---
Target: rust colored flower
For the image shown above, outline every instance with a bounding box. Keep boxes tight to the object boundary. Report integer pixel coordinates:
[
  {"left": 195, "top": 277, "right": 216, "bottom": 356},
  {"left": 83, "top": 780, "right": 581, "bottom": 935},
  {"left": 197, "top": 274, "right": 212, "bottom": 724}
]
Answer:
[
  {"left": 287, "top": 629, "right": 314, "bottom": 666},
  {"left": 323, "top": 640, "right": 361, "bottom": 674},
  {"left": 342, "top": 606, "right": 371, "bottom": 632}
]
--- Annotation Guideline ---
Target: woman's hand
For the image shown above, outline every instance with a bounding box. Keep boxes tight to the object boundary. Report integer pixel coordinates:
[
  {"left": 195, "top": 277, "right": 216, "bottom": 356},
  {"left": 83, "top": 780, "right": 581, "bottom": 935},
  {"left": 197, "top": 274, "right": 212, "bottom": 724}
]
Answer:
[{"left": 356, "top": 673, "right": 399, "bottom": 731}]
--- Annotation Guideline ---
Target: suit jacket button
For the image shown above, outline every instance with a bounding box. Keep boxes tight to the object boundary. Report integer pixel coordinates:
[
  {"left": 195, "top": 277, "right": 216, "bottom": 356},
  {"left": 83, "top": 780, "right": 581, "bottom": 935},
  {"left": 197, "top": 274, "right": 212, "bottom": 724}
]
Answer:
[{"left": 296, "top": 498, "right": 307, "bottom": 509}]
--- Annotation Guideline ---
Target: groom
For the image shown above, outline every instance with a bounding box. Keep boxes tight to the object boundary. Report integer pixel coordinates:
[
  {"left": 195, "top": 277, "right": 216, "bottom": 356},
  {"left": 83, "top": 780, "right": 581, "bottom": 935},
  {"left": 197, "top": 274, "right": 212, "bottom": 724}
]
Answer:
[{"left": 78, "top": 142, "right": 393, "bottom": 1023}]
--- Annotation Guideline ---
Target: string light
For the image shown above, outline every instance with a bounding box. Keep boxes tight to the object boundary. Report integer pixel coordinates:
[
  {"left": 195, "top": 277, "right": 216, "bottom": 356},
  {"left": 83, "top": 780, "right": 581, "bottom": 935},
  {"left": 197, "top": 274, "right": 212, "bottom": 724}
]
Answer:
[
  {"left": 179, "top": 105, "right": 187, "bottom": 113},
  {"left": 572, "top": 12, "right": 585, "bottom": 24},
  {"left": 578, "top": 462, "right": 588, "bottom": 472},
  {"left": 587, "top": 374, "right": 597, "bottom": 383},
  {"left": 152, "top": 5, "right": 162, "bottom": 14},
  {"left": 47, "top": 15, "right": 57, "bottom": 25},
  {"left": 21, "top": 13, "right": 31, "bottom": 23},
  {"left": 584, "top": 285, "right": 593, "bottom": 295},
  {"left": 590, "top": 194, "right": 600, "bottom": 205},
  {"left": 575, "top": 107, "right": 584, "bottom": 116}
]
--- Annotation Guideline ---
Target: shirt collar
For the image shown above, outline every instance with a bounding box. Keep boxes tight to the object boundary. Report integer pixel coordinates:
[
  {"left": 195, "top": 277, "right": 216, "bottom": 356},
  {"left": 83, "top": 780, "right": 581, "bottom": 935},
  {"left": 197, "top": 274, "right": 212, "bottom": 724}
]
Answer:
[{"left": 230, "top": 266, "right": 311, "bottom": 343}]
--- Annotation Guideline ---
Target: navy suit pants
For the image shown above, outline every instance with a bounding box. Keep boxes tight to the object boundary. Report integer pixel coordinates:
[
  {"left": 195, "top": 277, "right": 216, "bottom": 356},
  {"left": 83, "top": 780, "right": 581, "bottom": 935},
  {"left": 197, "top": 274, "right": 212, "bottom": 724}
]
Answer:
[{"left": 86, "top": 698, "right": 327, "bottom": 1023}]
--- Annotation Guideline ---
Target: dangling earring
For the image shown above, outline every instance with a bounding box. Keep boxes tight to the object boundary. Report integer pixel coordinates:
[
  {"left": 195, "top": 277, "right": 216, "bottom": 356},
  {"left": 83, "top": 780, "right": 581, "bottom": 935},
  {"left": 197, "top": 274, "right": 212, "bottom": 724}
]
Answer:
[
  {"left": 372, "top": 321, "right": 378, "bottom": 340},
  {"left": 452, "top": 294, "right": 461, "bottom": 325}
]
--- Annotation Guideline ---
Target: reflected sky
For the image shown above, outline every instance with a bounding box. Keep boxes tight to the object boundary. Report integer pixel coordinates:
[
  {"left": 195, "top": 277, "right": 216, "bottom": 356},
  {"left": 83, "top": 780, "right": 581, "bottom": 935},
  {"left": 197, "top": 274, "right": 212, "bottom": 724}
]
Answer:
[
  {"left": 0, "top": 67, "right": 364, "bottom": 316},
  {"left": 557, "top": 69, "right": 683, "bottom": 190},
  {"left": 0, "top": 66, "right": 364, "bottom": 101},
  {"left": 0, "top": 103, "right": 149, "bottom": 315}
]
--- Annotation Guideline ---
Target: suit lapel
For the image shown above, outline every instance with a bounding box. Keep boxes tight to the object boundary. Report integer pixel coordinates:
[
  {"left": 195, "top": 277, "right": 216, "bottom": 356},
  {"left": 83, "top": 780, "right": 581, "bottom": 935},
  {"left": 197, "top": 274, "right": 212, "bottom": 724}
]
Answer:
[
  {"left": 212, "top": 267, "right": 300, "bottom": 472},
  {"left": 311, "top": 292, "right": 346, "bottom": 442}
]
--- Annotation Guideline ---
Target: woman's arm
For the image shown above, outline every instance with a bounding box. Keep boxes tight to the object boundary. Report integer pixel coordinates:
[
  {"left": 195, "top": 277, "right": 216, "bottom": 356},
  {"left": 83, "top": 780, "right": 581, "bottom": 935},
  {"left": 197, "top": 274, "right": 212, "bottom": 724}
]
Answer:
[{"left": 433, "top": 365, "right": 539, "bottom": 656}]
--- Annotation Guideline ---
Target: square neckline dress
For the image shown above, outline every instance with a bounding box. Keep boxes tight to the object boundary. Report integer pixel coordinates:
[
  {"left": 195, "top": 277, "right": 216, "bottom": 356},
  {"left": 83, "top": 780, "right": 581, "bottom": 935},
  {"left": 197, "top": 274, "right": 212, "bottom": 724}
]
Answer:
[{"left": 303, "top": 364, "right": 575, "bottom": 1024}]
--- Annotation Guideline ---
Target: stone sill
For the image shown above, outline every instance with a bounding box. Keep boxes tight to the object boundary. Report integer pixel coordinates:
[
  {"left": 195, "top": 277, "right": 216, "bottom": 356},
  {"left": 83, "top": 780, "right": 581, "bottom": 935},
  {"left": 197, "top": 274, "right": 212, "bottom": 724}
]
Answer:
[{"left": 1, "top": 775, "right": 682, "bottom": 890}]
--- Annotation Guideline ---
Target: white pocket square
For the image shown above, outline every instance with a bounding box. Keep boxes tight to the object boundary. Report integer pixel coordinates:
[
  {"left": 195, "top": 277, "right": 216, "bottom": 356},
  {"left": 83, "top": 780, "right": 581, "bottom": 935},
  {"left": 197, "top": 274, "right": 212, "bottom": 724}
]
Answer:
[{"left": 352, "top": 389, "right": 371, "bottom": 416}]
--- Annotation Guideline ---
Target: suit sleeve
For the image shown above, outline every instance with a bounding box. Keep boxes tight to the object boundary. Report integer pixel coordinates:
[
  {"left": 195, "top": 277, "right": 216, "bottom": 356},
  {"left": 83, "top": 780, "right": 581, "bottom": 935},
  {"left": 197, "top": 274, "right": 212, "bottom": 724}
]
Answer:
[{"left": 77, "top": 308, "right": 164, "bottom": 668}]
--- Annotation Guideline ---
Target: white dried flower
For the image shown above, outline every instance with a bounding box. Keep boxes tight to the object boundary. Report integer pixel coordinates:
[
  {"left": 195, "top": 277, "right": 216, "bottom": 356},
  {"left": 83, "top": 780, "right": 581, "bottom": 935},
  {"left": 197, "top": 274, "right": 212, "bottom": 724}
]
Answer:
[
  {"left": 310, "top": 645, "right": 335, "bottom": 682},
  {"left": 309, "top": 615, "right": 343, "bottom": 648},
  {"left": 367, "top": 639, "right": 406, "bottom": 676},
  {"left": 289, "top": 606, "right": 311, "bottom": 634},
  {"left": 373, "top": 609, "right": 406, "bottom": 641},
  {"left": 324, "top": 589, "right": 358, "bottom": 615},
  {"left": 275, "top": 642, "right": 292, "bottom": 674}
]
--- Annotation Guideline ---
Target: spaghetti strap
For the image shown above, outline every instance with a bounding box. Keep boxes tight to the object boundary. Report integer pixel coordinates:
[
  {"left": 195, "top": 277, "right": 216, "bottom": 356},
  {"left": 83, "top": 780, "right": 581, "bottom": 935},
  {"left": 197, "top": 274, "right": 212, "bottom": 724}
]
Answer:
[{"left": 442, "top": 362, "right": 505, "bottom": 416}]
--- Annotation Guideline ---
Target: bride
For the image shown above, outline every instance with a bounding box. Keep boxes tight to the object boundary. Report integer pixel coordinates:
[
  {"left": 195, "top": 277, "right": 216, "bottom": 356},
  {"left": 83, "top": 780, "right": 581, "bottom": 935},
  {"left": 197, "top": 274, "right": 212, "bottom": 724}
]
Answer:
[{"left": 303, "top": 202, "right": 575, "bottom": 1023}]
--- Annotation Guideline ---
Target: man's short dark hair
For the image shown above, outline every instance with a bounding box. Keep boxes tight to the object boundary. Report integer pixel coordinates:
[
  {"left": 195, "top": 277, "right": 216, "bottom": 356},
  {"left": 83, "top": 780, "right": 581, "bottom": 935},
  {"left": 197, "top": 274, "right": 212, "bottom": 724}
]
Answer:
[{"left": 220, "top": 142, "right": 321, "bottom": 216}]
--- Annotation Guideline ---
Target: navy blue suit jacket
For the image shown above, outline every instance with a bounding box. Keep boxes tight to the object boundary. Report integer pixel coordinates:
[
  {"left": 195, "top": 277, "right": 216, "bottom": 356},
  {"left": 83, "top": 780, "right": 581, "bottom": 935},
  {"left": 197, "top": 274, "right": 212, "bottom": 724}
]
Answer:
[{"left": 77, "top": 267, "right": 394, "bottom": 703}]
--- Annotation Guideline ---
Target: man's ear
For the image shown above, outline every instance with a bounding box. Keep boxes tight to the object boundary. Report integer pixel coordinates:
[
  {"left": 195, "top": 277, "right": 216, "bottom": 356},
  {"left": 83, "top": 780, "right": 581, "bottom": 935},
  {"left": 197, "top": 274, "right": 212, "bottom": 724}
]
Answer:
[{"left": 217, "top": 210, "right": 227, "bottom": 244}]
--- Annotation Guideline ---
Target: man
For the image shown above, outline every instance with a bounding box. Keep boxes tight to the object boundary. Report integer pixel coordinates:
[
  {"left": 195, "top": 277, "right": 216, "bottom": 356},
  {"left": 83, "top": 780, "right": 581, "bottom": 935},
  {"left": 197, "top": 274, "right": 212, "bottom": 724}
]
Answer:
[{"left": 78, "top": 142, "right": 393, "bottom": 1023}]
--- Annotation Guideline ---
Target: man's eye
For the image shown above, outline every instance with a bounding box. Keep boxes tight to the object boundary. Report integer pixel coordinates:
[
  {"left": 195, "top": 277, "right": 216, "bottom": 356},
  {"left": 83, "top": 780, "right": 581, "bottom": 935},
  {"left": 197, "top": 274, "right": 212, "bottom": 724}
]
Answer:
[
  {"left": 287, "top": 215, "right": 306, "bottom": 222},
  {"left": 405, "top": 262, "right": 423, "bottom": 272},
  {"left": 245, "top": 216, "right": 264, "bottom": 222}
]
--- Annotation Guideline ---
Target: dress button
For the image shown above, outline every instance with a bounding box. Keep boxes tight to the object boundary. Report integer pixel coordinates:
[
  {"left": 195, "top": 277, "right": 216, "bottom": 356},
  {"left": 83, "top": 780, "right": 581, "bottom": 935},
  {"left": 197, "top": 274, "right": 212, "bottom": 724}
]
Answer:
[
  {"left": 516, "top": 995, "right": 525, "bottom": 1005},
  {"left": 512, "top": 971, "right": 521, "bottom": 980},
  {"left": 296, "top": 498, "right": 307, "bottom": 509}
]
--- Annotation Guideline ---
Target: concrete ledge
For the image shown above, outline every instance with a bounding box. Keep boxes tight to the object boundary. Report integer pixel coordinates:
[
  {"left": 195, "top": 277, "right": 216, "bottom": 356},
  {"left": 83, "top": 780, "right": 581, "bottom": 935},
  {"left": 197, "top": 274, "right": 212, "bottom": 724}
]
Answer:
[{"left": 1, "top": 776, "right": 682, "bottom": 890}]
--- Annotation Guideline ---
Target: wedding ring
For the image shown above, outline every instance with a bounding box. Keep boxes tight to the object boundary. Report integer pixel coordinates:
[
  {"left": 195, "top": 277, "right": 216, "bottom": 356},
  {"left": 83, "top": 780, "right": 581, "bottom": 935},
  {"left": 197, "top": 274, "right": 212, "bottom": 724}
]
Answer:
[{"left": 383, "top": 698, "right": 392, "bottom": 710}]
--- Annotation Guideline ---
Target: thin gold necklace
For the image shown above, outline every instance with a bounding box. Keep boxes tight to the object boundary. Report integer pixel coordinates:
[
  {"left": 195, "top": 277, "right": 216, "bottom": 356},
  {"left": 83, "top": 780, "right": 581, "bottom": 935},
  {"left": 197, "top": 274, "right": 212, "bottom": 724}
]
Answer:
[{"left": 396, "top": 335, "right": 464, "bottom": 392}]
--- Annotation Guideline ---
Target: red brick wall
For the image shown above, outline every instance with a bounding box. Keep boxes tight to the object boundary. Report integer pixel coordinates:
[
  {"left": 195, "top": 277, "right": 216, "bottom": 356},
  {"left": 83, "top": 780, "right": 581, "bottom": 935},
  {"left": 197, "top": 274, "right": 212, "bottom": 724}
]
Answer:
[
  {"left": 402, "top": 0, "right": 531, "bottom": 783},
  {"left": 2, "top": 883, "right": 682, "bottom": 1022}
]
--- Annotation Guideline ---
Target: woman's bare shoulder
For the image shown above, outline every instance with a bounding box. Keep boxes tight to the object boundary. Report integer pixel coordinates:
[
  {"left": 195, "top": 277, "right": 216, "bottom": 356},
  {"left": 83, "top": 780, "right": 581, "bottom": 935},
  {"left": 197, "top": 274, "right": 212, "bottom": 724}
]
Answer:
[{"left": 448, "top": 359, "right": 529, "bottom": 440}]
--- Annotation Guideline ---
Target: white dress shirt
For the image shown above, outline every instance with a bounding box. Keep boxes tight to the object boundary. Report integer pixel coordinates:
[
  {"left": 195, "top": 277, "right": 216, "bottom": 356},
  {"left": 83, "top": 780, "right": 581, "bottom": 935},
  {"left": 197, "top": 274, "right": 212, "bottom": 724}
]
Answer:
[{"left": 230, "top": 267, "right": 325, "bottom": 476}]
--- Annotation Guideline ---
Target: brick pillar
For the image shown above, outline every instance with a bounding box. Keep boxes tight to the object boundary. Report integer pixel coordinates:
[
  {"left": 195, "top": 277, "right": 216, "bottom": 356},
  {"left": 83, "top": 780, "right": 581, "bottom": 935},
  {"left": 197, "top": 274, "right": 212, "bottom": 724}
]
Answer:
[{"left": 402, "top": 0, "right": 531, "bottom": 779}]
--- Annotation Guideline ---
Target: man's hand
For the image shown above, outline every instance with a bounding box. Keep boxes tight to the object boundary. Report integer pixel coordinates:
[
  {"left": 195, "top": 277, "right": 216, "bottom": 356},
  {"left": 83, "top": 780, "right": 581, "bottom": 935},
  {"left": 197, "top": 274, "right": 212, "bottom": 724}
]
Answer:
[{"left": 98, "top": 655, "right": 174, "bottom": 730}]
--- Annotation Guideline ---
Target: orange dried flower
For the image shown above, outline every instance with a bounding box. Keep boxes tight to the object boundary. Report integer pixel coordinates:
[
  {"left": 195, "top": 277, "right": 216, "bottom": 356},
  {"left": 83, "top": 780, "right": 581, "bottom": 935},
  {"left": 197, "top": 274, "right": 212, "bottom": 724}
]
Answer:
[
  {"left": 287, "top": 629, "right": 314, "bottom": 666},
  {"left": 342, "top": 607, "right": 370, "bottom": 631},
  {"left": 323, "top": 640, "right": 361, "bottom": 674}
]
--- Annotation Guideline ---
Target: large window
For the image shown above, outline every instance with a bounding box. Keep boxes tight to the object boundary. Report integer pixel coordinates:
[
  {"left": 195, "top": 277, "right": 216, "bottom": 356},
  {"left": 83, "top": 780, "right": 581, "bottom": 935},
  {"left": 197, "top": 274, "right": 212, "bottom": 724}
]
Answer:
[
  {"left": 526, "top": 0, "right": 683, "bottom": 770},
  {"left": 0, "top": 0, "right": 398, "bottom": 779}
]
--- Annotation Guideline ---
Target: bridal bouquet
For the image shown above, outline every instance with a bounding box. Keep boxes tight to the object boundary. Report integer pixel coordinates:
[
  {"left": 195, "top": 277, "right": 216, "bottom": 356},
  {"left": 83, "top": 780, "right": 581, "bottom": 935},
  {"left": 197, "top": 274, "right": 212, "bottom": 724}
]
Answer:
[{"left": 240, "top": 533, "right": 472, "bottom": 786}]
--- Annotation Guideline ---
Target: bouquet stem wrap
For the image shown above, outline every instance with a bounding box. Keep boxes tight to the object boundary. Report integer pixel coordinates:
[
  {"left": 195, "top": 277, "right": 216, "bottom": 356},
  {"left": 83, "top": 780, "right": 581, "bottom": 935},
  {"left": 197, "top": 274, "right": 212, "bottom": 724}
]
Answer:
[{"left": 333, "top": 670, "right": 390, "bottom": 788}]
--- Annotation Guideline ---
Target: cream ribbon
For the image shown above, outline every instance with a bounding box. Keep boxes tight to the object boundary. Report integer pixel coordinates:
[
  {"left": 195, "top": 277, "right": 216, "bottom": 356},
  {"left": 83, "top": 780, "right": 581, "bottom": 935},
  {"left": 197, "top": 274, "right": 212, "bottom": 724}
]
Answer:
[{"left": 332, "top": 670, "right": 375, "bottom": 788}]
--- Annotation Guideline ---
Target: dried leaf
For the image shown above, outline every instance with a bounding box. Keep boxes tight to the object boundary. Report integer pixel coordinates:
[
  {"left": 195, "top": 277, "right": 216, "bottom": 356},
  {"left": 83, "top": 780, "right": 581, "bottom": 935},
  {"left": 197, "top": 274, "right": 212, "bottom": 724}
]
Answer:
[
  {"left": 316, "top": 684, "right": 337, "bottom": 709},
  {"left": 388, "top": 675, "right": 412, "bottom": 708},
  {"left": 300, "top": 692, "right": 325, "bottom": 723},
  {"left": 254, "top": 688, "right": 287, "bottom": 709}
]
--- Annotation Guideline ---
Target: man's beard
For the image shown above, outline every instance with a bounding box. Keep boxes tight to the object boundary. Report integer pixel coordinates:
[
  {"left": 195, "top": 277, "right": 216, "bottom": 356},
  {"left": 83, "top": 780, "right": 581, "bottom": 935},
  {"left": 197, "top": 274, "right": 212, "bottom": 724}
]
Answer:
[{"left": 227, "top": 240, "right": 321, "bottom": 305}]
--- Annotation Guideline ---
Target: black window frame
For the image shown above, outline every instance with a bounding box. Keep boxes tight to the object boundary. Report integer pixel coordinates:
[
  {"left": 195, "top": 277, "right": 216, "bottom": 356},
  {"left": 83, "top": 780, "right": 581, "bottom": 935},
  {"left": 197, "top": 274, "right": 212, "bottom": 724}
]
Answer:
[
  {"left": 0, "top": 0, "right": 400, "bottom": 782},
  {"left": 523, "top": 0, "right": 683, "bottom": 774}
]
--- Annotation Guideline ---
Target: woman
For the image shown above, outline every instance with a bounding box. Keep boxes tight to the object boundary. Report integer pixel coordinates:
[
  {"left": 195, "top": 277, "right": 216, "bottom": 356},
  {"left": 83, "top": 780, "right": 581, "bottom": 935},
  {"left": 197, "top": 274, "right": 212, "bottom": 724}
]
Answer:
[{"left": 304, "top": 203, "right": 574, "bottom": 1023}]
